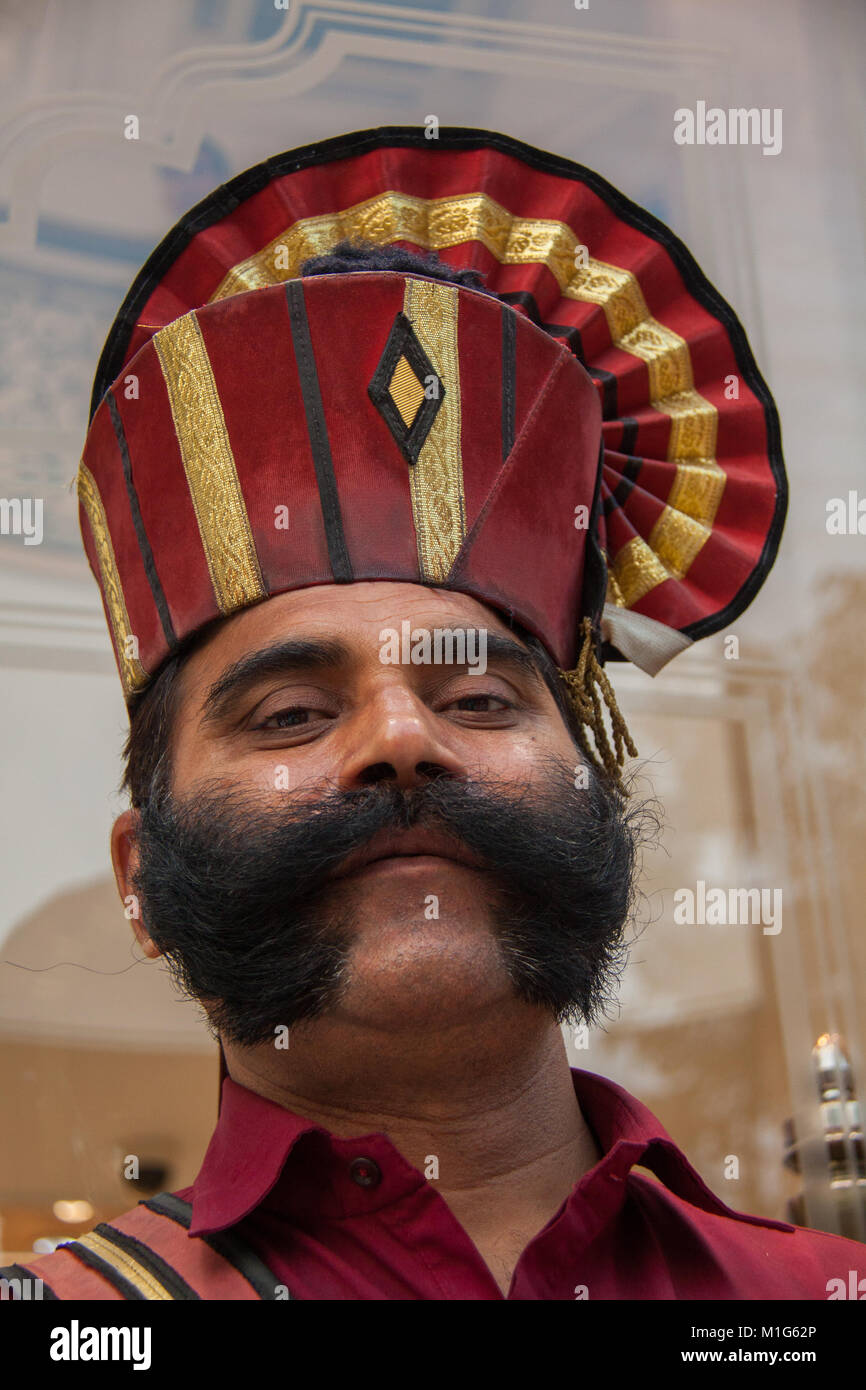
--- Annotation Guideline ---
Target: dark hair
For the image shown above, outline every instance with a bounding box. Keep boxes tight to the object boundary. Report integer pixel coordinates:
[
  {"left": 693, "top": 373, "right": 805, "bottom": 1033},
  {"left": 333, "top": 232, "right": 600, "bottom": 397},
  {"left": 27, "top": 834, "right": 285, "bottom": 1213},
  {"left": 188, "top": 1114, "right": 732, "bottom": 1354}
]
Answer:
[
  {"left": 120, "top": 242, "right": 583, "bottom": 806},
  {"left": 297, "top": 239, "right": 500, "bottom": 296}
]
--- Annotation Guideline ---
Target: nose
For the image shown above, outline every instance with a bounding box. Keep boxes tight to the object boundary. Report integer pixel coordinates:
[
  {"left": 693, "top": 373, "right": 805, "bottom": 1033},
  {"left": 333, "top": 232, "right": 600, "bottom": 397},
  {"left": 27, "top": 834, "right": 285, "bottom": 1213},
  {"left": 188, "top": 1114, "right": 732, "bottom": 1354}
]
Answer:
[{"left": 337, "top": 681, "right": 467, "bottom": 790}]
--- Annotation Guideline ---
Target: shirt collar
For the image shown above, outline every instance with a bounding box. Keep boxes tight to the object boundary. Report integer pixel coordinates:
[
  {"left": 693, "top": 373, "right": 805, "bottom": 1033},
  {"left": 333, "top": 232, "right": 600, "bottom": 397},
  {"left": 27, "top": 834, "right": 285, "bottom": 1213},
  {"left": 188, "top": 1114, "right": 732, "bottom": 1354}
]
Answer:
[
  {"left": 189, "top": 1075, "right": 324, "bottom": 1235},
  {"left": 189, "top": 1065, "right": 793, "bottom": 1237}
]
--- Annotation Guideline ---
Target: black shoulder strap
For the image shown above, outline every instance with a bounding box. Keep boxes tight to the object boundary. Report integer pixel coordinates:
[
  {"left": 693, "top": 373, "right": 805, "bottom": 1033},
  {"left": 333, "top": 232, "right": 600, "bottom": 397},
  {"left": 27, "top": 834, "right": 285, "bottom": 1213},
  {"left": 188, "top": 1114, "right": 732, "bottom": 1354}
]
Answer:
[
  {"left": 143, "top": 1193, "right": 290, "bottom": 1300},
  {"left": 2, "top": 1195, "right": 290, "bottom": 1302}
]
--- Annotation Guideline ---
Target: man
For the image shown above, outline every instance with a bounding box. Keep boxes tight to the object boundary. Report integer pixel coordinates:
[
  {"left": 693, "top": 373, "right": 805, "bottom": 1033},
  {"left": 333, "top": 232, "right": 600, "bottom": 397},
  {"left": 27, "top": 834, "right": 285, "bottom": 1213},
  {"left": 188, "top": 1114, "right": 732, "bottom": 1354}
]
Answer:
[{"left": 5, "top": 126, "right": 863, "bottom": 1300}]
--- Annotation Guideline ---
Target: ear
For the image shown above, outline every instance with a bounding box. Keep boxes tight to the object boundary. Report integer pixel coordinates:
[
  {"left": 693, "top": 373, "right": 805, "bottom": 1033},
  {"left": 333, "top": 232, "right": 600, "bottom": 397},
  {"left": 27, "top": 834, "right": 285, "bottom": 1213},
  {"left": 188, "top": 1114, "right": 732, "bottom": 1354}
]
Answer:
[{"left": 111, "top": 808, "right": 161, "bottom": 959}]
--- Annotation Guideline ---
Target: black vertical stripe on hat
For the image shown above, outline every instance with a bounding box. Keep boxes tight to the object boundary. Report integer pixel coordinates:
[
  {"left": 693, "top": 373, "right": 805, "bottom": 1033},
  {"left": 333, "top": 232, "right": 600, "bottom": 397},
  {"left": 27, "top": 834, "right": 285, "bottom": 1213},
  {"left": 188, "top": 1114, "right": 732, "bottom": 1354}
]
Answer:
[
  {"left": 619, "top": 417, "right": 639, "bottom": 455},
  {"left": 589, "top": 367, "right": 618, "bottom": 422},
  {"left": 581, "top": 435, "right": 608, "bottom": 627},
  {"left": 607, "top": 455, "right": 643, "bottom": 511},
  {"left": 107, "top": 391, "right": 177, "bottom": 648},
  {"left": 501, "top": 305, "right": 516, "bottom": 461},
  {"left": 497, "top": 291, "right": 586, "bottom": 363},
  {"left": 284, "top": 280, "right": 353, "bottom": 583}
]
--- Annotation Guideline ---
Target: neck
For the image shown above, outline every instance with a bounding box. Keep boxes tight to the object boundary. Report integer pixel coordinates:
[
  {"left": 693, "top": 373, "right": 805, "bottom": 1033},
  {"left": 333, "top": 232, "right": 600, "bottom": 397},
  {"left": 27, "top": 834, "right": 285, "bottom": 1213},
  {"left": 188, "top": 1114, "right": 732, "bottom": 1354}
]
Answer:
[{"left": 223, "top": 1003, "right": 602, "bottom": 1241}]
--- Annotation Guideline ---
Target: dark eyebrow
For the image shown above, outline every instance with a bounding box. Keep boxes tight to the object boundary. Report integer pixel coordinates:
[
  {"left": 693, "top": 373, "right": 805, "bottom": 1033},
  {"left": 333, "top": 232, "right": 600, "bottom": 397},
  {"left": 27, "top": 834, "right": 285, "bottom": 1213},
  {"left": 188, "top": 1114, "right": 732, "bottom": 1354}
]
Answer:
[
  {"left": 481, "top": 633, "right": 548, "bottom": 686},
  {"left": 199, "top": 629, "right": 547, "bottom": 729},
  {"left": 200, "top": 637, "right": 351, "bottom": 727}
]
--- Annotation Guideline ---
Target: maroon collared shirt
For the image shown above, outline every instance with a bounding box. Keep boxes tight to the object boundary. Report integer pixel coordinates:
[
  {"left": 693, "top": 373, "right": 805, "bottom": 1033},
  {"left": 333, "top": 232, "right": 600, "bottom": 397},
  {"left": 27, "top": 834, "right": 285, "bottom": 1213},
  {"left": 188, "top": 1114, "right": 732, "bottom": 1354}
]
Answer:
[{"left": 178, "top": 1067, "right": 866, "bottom": 1300}]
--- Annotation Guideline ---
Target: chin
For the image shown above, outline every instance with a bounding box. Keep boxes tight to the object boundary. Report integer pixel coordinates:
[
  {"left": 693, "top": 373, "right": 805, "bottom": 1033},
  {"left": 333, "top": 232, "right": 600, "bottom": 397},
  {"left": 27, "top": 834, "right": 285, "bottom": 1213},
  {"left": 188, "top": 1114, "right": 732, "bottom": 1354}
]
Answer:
[{"left": 334, "top": 923, "right": 515, "bottom": 1030}]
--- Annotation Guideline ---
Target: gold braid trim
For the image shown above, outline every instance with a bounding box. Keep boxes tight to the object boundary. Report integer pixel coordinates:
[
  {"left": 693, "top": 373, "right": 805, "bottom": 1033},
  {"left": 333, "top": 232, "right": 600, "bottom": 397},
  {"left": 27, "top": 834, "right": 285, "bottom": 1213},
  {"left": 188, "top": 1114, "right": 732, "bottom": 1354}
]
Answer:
[{"left": 559, "top": 618, "right": 638, "bottom": 792}]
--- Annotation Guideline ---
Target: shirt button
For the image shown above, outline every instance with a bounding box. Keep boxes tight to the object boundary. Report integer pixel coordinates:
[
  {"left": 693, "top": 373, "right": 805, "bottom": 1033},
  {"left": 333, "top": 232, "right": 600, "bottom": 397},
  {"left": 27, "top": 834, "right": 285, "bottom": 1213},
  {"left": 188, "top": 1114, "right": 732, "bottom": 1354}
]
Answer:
[{"left": 349, "top": 1156, "right": 382, "bottom": 1188}]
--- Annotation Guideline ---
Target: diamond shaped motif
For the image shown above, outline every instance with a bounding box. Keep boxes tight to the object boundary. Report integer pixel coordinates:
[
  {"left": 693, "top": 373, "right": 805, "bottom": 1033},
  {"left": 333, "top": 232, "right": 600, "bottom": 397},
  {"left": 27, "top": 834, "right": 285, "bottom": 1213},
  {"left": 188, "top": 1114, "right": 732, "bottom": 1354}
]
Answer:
[
  {"left": 368, "top": 311, "right": 445, "bottom": 466},
  {"left": 389, "top": 354, "right": 426, "bottom": 428}
]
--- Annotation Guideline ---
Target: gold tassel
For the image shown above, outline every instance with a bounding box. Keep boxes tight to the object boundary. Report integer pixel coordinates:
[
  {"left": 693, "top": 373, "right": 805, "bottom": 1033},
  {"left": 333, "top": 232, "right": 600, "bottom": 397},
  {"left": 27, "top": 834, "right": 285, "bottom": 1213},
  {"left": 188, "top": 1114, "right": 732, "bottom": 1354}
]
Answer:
[{"left": 559, "top": 617, "right": 638, "bottom": 792}]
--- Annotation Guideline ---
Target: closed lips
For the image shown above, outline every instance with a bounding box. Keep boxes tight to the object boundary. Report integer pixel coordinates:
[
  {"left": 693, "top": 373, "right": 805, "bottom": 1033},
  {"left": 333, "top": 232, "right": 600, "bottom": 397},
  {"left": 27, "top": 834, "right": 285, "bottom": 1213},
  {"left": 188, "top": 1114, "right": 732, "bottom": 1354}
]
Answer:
[{"left": 330, "top": 829, "right": 484, "bottom": 879}]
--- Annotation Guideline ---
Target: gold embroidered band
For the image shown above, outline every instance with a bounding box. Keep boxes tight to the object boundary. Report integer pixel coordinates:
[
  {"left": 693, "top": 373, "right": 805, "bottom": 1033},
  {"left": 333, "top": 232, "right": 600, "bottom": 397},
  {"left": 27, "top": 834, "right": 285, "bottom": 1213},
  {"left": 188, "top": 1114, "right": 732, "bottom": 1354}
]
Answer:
[
  {"left": 401, "top": 278, "right": 466, "bottom": 582},
  {"left": 77, "top": 462, "right": 148, "bottom": 699},
  {"left": 72, "top": 1231, "right": 174, "bottom": 1300},
  {"left": 566, "top": 260, "right": 722, "bottom": 607},
  {"left": 207, "top": 190, "right": 722, "bottom": 609},
  {"left": 153, "top": 313, "right": 266, "bottom": 615}
]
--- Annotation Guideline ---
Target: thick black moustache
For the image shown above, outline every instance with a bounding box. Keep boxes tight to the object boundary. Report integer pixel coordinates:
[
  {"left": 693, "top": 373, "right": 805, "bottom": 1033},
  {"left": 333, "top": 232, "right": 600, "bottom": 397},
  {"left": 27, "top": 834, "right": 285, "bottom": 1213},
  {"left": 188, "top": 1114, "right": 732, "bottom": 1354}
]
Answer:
[{"left": 131, "top": 759, "right": 644, "bottom": 1047}]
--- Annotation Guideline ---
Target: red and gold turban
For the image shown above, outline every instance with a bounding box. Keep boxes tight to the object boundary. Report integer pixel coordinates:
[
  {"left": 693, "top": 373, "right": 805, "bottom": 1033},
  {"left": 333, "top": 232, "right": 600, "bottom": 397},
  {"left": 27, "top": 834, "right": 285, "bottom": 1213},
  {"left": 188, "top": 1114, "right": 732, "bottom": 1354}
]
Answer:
[{"left": 78, "top": 126, "right": 786, "bottom": 780}]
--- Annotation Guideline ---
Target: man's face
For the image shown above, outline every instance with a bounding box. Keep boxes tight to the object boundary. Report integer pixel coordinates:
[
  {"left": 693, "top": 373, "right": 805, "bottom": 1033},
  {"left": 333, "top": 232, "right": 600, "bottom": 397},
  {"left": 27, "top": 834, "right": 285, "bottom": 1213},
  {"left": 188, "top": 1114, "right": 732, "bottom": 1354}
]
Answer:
[
  {"left": 172, "top": 580, "right": 575, "bottom": 811},
  {"left": 116, "top": 582, "right": 640, "bottom": 1047}
]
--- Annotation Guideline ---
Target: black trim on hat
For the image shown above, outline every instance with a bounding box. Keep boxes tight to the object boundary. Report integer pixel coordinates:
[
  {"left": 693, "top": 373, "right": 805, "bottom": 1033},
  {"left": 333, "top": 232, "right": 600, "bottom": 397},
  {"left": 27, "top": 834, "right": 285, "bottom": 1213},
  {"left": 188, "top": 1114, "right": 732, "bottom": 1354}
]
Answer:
[
  {"left": 88, "top": 124, "right": 786, "bottom": 650},
  {"left": 581, "top": 434, "right": 609, "bottom": 636},
  {"left": 497, "top": 293, "right": 586, "bottom": 363},
  {"left": 588, "top": 366, "right": 619, "bottom": 422},
  {"left": 367, "top": 310, "right": 445, "bottom": 466},
  {"left": 619, "top": 417, "right": 639, "bottom": 455},
  {"left": 501, "top": 304, "right": 516, "bottom": 461},
  {"left": 107, "top": 390, "right": 177, "bottom": 651},
  {"left": 604, "top": 456, "right": 643, "bottom": 513},
  {"left": 285, "top": 280, "right": 353, "bottom": 584}
]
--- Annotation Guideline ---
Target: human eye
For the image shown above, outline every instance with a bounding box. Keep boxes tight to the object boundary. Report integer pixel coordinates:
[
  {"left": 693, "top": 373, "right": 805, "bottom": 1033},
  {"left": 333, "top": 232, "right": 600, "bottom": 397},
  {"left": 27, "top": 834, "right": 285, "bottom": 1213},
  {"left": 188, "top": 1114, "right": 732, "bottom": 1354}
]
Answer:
[
  {"left": 255, "top": 705, "right": 324, "bottom": 730},
  {"left": 449, "top": 692, "right": 513, "bottom": 714},
  {"left": 436, "top": 677, "right": 520, "bottom": 725},
  {"left": 246, "top": 685, "right": 341, "bottom": 739}
]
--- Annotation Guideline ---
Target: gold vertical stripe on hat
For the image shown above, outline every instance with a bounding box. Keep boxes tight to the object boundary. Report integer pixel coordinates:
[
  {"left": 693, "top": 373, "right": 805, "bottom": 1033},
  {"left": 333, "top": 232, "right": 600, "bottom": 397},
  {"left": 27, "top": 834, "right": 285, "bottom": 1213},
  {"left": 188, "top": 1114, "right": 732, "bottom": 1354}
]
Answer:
[
  {"left": 154, "top": 312, "right": 265, "bottom": 615},
  {"left": 73, "top": 1231, "right": 174, "bottom": 1300},
  {"left": 402, "top": 278, "right": 466, "bottom": 582},
  {"left": 77, "top": 463, "right": 148, "bottom": 700},
  {"left": 209, "top": 190, "right": 723, "bottom": 605}
]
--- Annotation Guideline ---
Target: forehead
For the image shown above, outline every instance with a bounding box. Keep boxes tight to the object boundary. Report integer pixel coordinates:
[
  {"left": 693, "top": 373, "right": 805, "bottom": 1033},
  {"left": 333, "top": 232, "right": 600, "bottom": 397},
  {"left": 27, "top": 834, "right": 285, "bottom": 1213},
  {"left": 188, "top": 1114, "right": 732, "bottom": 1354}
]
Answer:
[{"left": 176, "top": 579, "right": 526, "bottom": 697}]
